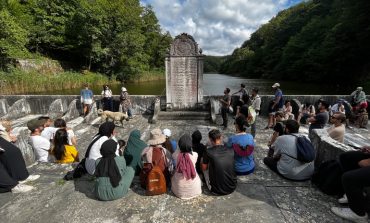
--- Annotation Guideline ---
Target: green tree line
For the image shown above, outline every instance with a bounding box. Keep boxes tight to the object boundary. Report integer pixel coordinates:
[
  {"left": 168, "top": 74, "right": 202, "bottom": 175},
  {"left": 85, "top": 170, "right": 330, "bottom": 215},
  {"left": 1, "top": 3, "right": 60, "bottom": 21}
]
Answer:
[
  {"left": 0, "top": 0, "right": 172, "bottom": 81},
  {"left": 220, "top": 0, "right": 370, "bottom": 85}
]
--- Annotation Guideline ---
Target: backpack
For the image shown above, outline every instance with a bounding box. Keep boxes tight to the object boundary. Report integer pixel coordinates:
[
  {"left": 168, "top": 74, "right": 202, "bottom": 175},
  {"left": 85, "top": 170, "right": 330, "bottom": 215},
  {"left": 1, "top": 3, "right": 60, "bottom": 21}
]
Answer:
[
  {"left": 140, "top": 146, "right": 167, "bottom": 195},
  {"left": 292, "top": 134, "right": 315, "bottom": 163},
  {"left": 311, "top": 160, "right": 344, "bottom": 195}
]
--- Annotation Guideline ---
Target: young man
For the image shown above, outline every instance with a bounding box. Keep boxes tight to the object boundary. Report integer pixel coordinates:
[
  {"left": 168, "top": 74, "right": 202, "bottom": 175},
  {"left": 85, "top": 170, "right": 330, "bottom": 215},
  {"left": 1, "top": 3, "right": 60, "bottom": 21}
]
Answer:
[
  {"left": 202, "top": 129, "right": 237, "bottom": 195},
  {"left": 263, "top": 119, "right": 314, "bottom": 181},
  {"left": 28, "top": 119, "right": 51, "bottom": 163},
  {"left": 327, "top": 112, "right": 346, "bottom": 143},
  {"left": 219, "top": 88, "right": 231, "bottom": 129},
  {"left": 308, "top": 100, "right": 329, "bottom": 134},
  {"left": 250, "top": 88, "right": 261, "bottom": 138},
  {"left": 331, "top": 149, "right": 370, "bottom": 222},
  {"left": 266, "top": 83, "right": 283, "bottom": 129},
  {"left": 80, "top": 83, "right": 94, "bottom": 116}
]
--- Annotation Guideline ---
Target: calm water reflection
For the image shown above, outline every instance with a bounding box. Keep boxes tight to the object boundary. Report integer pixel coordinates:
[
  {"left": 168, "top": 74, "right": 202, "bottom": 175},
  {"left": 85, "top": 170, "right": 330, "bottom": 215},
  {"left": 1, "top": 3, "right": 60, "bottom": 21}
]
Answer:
[{"left": 33, "top": 73, "right": 352, "bottom": 95}]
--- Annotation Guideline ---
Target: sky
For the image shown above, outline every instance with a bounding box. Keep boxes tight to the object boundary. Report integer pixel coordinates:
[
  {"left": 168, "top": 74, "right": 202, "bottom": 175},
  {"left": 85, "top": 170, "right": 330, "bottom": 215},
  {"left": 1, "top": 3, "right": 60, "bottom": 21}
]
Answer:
[{"left": 140, "top": 0, "right": 304, "bottom": 56}]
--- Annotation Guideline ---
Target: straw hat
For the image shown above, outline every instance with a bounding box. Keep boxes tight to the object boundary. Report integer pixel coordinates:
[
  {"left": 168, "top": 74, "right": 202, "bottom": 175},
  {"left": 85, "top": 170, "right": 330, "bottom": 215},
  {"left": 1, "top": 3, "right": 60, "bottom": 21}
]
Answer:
[
  {"left": 148, "top": 128, "right": 166, "bottom": 145},
  {"left": 272, "top": 83, "right": 280, "bottom": 88}
]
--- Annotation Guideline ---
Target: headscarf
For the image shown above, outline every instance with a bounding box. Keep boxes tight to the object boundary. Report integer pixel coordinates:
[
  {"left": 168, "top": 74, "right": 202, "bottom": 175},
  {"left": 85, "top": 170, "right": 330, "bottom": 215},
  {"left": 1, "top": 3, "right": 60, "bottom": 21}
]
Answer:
[
  {"left": 176, "top": 134, "right": 196, "bottom": 180},
  {"left": 95, "top": 139, "right": 121, "bottom": 187},
  {"left": 84, "top": 122, "right": 115, "bottom": 158},
  {"left": 124, "top": 130, "right": 147, "bottom": 167}
]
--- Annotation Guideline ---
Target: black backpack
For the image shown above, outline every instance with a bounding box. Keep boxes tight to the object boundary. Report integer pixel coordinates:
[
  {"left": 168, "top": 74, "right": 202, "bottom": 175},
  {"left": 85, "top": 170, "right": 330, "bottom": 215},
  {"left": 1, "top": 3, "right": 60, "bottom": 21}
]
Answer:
[
  {"left": 292, "top": 134, "right": 315, "bottom": 163},
  {"left": 311, "top": 160, "right": 344, "bottom": 195}
]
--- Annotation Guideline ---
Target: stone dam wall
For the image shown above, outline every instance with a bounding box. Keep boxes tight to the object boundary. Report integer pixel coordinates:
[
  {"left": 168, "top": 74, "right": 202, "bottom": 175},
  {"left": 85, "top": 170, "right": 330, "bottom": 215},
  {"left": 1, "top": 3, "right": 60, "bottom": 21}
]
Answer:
[{"left": 0, "top": 94, "right": 365, "bottom": 120}]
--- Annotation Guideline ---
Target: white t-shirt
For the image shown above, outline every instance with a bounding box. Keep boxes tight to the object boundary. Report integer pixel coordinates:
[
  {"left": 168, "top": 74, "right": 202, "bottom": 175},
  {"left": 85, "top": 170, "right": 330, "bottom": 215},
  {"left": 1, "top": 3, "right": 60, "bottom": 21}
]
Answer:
[
  {"left": 30, "top": 135, "right": 51, "bottom": 162},
  {"left": 41, "top": 127, "right": 58, "bottom": 141},
  {"left": 85, "top": 136, "right": 119, "bottom": 175},
  {"left": 273, "top": 134, "right": 314, "bottom": 180}
]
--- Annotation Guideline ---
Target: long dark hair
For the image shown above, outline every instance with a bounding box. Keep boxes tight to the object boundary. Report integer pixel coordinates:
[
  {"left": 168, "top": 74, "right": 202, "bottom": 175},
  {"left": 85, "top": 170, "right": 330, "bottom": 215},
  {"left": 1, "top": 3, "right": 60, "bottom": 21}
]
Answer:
[
  {"left": 54, "top": 129, "right": 69, "bottom": 160},
  {"left": 235, "top": 115, "right": 247, "bottom": 132}
]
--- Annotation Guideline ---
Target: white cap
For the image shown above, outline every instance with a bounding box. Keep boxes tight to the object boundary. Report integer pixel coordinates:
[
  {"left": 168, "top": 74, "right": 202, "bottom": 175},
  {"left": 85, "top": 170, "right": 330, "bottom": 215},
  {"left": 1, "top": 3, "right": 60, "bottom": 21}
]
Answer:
[
  {"left": 121, "top": 87, "right": 127, "bottom": 92},
  {"left": 163, "top": 128, "right": 171, "bottom": 137},
  {"left": 272, "top": 83, "right": 280, "bottom": 88}
]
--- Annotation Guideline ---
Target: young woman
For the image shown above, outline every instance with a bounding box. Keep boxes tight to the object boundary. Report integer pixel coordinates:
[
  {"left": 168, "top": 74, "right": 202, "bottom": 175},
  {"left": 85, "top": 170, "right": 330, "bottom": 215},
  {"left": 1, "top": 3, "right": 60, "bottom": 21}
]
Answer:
[
  {"left": 227, "top": 115, "right": 255, "bottom": 175},
  {"left": 52, "top": 129, "right": 79, "bottom": 164},
  {"left": 171, "top": 134, "right": 202, "bottom": 199},
  {"left": 54, "top": 118, "right": 77, "bottom": 146},
  {"left": 123, "top": 130, "right": 147, "bottom": 175},
  {"left": 95, "top": 139, "right": 135, "bottom": 201}
]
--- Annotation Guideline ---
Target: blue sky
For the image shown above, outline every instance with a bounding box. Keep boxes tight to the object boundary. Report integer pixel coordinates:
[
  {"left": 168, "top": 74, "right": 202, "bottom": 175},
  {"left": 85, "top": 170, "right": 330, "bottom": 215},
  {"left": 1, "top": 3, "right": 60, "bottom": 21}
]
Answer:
[{"left": 140, "top": 0, "right": 304, "bottom": 55}]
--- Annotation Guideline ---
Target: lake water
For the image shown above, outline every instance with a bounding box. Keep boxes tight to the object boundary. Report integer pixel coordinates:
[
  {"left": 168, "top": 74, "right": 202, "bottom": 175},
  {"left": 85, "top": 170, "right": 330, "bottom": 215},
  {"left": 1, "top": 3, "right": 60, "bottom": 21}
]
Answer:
[{"left": 37, "top": 73, "right": 352, "bottom": 95}]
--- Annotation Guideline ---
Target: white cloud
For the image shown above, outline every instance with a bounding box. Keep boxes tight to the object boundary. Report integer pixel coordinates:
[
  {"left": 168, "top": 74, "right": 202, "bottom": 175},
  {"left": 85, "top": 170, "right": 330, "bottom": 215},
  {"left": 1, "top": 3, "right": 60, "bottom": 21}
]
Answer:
[{"left": 142, "top": 0, "right": 302, "bottom": 55}]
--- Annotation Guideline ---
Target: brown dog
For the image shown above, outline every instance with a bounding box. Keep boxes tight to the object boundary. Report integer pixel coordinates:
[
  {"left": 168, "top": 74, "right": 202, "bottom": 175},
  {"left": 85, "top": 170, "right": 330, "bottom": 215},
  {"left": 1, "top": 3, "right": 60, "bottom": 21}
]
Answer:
[{"left": 97, "top": 109, "right": 129, "bottom": 126}]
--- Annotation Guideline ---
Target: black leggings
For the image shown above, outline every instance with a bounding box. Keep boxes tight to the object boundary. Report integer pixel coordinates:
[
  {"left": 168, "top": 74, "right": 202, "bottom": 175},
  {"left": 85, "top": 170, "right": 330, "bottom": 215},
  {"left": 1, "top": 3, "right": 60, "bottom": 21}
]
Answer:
[
  {"left": 339, "top": 151, "right": 370, "bottom": 216},
  {"left": 221, "top": 107, "right": 229, "bottom": 127}
]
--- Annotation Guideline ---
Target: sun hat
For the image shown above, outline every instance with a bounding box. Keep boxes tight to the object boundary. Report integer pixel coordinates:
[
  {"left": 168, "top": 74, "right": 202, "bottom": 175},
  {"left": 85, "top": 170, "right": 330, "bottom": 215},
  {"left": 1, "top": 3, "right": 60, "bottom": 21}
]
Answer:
[
  {"left": 147, "top": 128, "right": 166, "bottom": 145},
  {"left": 121, "top": 87, "right": 127, "bottom": 92},
  {"left": 357, "top": 87, "right": 363, "bottom": 91},
  {"left": 162, "top": 128, "right": 171, "bottom": 137},
  {"left": 27, "top": 119, "right": 46, "bottom": 131},
  {"left": 272, "top": 83, "right": 280, "bottom": 88}
]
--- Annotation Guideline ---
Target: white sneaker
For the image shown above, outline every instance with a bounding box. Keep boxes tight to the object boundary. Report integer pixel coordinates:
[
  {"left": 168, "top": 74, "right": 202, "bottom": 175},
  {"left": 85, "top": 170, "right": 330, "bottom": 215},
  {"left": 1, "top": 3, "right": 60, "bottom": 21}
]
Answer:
[
  {"left": 338, "top": 194, "right": 348, "bottom": 204},
  {"left": 12, "top": 184, "right": 35, "bottom": 193},
  {"left": 331, "top": 207, "right": 368, "bottom": 223},
  {"left": 19, "top": 174, "right": 40, "bottom": 184}
]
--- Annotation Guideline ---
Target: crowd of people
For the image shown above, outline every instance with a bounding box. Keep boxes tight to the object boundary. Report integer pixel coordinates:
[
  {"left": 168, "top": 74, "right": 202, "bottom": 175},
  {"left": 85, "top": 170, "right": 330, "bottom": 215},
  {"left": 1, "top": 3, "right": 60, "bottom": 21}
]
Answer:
[{"left": 0, "top": 83, "right": 369, "bottom": 222}]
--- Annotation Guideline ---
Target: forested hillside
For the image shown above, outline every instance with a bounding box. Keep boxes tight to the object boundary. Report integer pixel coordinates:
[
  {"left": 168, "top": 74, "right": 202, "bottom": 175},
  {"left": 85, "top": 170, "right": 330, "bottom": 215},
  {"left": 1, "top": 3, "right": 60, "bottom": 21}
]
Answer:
[
  {"left": 204, "top": 56, "right": 227, "bottom": 73},
  {"left": 220, "top": 0, "right": 370, "bottom": 84},
  {"left": 0, "top": 0, "right": 172, "bottom": 81}
]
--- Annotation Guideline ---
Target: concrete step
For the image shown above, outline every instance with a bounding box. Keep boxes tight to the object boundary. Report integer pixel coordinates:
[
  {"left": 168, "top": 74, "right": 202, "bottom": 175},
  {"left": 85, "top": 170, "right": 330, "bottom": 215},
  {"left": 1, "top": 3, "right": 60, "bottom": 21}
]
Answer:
[{"left": 157, "top": 111, "right": 211, "bottom": 120}]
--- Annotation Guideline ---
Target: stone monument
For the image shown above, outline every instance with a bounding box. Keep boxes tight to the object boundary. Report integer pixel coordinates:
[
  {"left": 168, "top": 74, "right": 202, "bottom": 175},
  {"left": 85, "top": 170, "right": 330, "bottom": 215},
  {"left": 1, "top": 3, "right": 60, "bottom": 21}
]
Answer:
[{"left": 165, "top": 33, "right": 204, "bottom": 110}]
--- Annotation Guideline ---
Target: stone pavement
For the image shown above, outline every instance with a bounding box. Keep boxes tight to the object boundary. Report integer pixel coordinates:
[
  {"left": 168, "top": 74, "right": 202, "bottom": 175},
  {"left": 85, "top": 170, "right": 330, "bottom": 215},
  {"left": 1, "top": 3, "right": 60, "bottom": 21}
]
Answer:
[{"left": 0, "top": 114, "right": 362, "bottom": 223}]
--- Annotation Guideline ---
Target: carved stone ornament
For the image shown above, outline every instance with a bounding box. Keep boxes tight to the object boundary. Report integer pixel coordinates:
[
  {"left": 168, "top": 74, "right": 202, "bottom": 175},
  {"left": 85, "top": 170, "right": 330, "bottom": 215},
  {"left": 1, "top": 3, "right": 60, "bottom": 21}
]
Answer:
[{"left": 170, "top": 33, "right": 199, "bottom": 56}]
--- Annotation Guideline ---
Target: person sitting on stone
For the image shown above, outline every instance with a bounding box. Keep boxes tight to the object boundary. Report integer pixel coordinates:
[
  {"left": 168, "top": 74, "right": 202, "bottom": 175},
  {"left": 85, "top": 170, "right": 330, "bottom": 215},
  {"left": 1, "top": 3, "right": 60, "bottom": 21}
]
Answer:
[
  {"left": 267, "top": 111, "right": 286, "bottom": 157},
  {"left": 283, "top": 100, "right": 294, "bottom": 120},
  {"left": 94, "top": 139, "right": 135, "bottom": 201},
  {"left": 350, "top": 87, "right": 367, "bottom": 112},
  {"left": 85, "top": 122, "right": 118, "bottom": 175},
  {"left": 232, "top": 83, "right": 248, "bottom": 109},
  {"left": 0, "top": 120, "right": 17, "bottom": 143},
  {"left": 162, "top": 128, "right": 177, "bottom": 153},
  {"left": 0, "top": 137, "right": 40, "bottom": 193},
  {"left": 39, "top": 116, "right": 57, "bottom": 143},
  {"left": 202, "top": 129, "right": 237, "bottom": 195},
  {"left": 52, "top": 129, "right": 79, "bottom": 164},
  {"left": 308, "top": 100, "right": 329, "bottom": 134},
  {"left": 226, "top": 115, "right": 255, "bottom": 175},
  {"left": 54, "top": 118, "right": 77, "bottom": 147},
  {"left": 300, "top": 103, "right": 315, "bottom": 124},
  {"left": 191, "top": 130, "right": 206, "bottom": 176},
  {"left": 28, "top": 119, "right": 51, "bottom": 163},
  {"left": 171, "top": 134, "right": 202, "bottom": 199},
  {"left": 263, "top": 119, "right": 314, "bottom": 181},
  {"left": 331, "top": 147, "right": 370, "bottom": 222},
  {"left": 141, "top": 129, "right": 173, "bottom": 180},
  {"left": 326, "top": 112, "right": 346, "bottom": 143},
  {"left": 123, "top": 129, "right": 147, "bottom": 175}
]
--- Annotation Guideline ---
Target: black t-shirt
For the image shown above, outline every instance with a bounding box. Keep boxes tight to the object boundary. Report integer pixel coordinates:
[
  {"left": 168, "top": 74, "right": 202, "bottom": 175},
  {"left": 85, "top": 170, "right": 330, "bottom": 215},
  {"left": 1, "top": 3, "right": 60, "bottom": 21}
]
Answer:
[
  {"left": 273, "top": 122, "right": 285, "bottom": 136},
  {"left": 193, "top": 143, "right": 206, "bottom": 175},
  {"left": 310, "top": 111, "right": 329, "bottom": 131},
  {"left": 240, "top": 105, "right": 249, "bottom": 117},
  {"left": 203, "top": 145, "right": 237, "bottom": 195}
]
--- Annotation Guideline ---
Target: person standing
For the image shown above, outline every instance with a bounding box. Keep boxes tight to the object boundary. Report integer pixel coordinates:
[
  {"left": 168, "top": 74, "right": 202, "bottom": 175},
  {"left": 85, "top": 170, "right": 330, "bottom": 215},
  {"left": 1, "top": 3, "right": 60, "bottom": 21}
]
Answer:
[
  {"left": 266, "top": 83, "right": 284, "bottom": 129},
  {"left": 250, "top": 88, "right": 261, "bottom": 138},
  {"left": 219, "top": 88, "right": 231, "bottom": 129},
  {"left": 101, "top": 85, "right": 113, "bottom": 111},
  {"left": 327, "top": 112, "right": 346, "bottom": 143},
  {"left": 120, "top": 87, "right": 133, "bottom": 119},
  {"left": 202, "top": 129, "right": 237, "bottom": 195},
  {"left": 80, "top": 83, "right": 94, "bottom": 116},
  {"left": 350, "top": 87, "right": 367, "bottom": 112}
]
